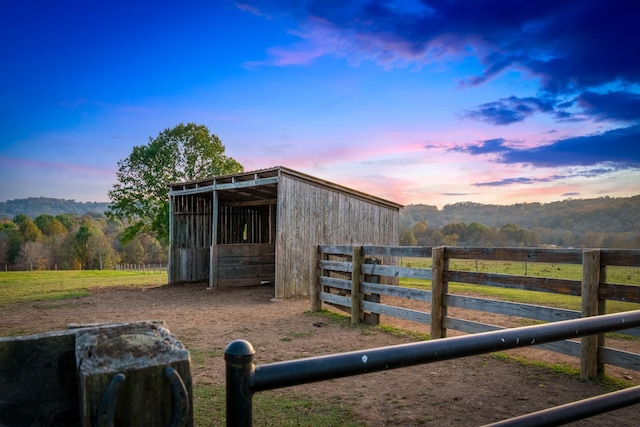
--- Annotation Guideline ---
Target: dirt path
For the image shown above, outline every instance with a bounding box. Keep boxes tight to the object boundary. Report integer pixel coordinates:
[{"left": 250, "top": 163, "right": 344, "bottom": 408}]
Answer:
[{"left": 2, "top": 284, "right": 639, "bottom": 426}]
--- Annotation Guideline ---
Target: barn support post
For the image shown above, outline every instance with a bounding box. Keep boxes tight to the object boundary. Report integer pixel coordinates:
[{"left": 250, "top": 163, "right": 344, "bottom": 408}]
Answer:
[
  {"left": 581, "top": 249, "right": 601, "bottom": 380},
  {"left": 351, "top": 246, "right": 364, "bottom": 324},
  {"left": 430, "top": 246, "right": 447, "bottom": 339},
  {"left": 310, "top": 245, "right": 321, "bottom": 312},
  {"left": 168, "top": 195, "right": 174, "bottom": 284},
  {"left": 210, "top": 190, "right": 219, "bottom": 288}
]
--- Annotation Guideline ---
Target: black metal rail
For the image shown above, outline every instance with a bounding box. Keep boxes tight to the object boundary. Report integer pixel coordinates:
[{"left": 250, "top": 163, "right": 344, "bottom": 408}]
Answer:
[{"left": 225, "top": 310, "right": 640, "bottom": 426}]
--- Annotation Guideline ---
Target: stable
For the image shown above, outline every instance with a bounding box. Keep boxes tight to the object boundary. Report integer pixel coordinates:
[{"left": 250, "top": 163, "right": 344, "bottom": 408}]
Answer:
[{"left": 168, "top": 166, "right": 402, "bottom": 298}]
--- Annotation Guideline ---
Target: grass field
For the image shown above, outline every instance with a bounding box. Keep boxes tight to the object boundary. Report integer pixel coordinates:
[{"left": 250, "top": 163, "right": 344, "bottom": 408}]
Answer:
[
  {"left": 399, "top": 257, "right": 640, "bottom": 313},
  {"left": 0, "top": 270, "right": 168, "bottom": 306}
]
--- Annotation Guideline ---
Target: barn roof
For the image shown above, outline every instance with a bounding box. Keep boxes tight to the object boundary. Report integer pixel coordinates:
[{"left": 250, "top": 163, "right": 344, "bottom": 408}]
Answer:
[{"left": 168, "top": 166, "right": 403, "bottom": 210}]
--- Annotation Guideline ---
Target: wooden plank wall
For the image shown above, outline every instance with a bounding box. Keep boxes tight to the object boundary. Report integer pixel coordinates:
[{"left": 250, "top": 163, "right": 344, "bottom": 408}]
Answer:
[
  {"left": 275, "top": 175, "right": 399, "bottom": 298},
  {"left": 217, "top": 244, "right": 275, "bottom": 286},
  {"left": 170, "top": 194, "right": 212, "bottom": 284}
]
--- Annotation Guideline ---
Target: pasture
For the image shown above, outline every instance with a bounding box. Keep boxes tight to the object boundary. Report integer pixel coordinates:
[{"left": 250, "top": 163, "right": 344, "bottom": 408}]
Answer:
[{"left": 1, "top": 270, "right": 639, "bottom": 425}]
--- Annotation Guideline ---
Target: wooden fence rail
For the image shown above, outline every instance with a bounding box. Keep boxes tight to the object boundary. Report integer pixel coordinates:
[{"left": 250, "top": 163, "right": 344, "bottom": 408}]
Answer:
[{"left": 310, "top": 245, "right": 640, "bottom": 380}]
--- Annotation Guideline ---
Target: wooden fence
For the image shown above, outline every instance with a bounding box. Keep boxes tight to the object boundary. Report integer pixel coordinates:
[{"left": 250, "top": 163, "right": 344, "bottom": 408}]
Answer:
[
  {"left": 310, "top": 245, "right": 640, "bottom": 380},
  {"left": 116, "top": 263, "right": 168, "bottom": 273}
]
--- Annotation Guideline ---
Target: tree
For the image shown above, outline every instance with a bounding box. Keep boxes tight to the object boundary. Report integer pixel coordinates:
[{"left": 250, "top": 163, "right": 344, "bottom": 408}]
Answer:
[
  {"left": 123, "top": 238, "right": 145, "bottom": 264},
  {"left": 74, "top": 224, "right": 93, "bottom": 269},
  {"left": 35, "top": 214, "right": 67, "bottom": 236},
  {"left": 107, "top": 123, "right": 243, "bottom": 243},
  {"left": 400, "top": 230, "right": 417, "bottom": 246},
  {"left": 139, "top": 233, "right": 168, "bottom": 264},
  {"left": 87, "top": 230, "right": 118, "bottom": 269},
  {"left": 17, "top": 241, "right": 50, "bottom": 270},
  {"left": 412, "top": 221, "right": 428, "bottom": 239},
  {"left": 20, "top": 218, "right": 42, "bottom": 242},
  {"left": 12, "top": 214, "right": 30, "bottom": 226},
  {"left": 0, "top": 233, "right": 10, "bottom": 268},
  {"left": 55, "top": 214, "right": 76, "bottom": 231}
]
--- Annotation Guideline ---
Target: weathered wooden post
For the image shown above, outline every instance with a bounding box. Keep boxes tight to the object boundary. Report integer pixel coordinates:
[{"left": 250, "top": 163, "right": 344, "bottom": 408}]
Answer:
[
  {"left": 0, "top": 321, "right": 193, "bottom": 427},
  {"left": 351, "top": 246, "right": 364, "bottom": 324},
  {"left": 598, "top": 262, "right": 608, "bottom": 376},
  {"left": 581, "top": 249, "right": 600, "bottom": 380},
  {"left": 0, "top": 331, "right": 79, "bottom": 425},
  {"left": 430, "top": 246, "right": 447, "bottom": 339},
  {"left": 363, "top": 256, "right": 381, "bottom": 326},
  {"left": 310, "top": 245, "right": 321, "bottom": 312}
]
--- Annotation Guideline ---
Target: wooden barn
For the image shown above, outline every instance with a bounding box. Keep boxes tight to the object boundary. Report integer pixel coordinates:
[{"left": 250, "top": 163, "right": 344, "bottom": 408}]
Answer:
[{"left": 168, "top": 166, "right": 402, "bottom": 298}]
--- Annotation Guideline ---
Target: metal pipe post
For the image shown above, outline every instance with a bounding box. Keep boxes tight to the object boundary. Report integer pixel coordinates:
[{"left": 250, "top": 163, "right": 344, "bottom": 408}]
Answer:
[{"left": 225, "top": 340, "right": 256, "bottom": 427}]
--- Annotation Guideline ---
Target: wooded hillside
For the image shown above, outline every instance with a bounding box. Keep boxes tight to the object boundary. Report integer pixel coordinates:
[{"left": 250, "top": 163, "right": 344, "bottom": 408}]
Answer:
[
  {"left": 401, "top": 195, "right": 640, "bottom": 249},
  {"left": 0, "top": 198, "right": 110, "bottom": 218}
]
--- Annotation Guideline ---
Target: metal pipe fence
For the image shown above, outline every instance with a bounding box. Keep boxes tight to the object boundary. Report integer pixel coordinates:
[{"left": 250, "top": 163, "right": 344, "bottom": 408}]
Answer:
[{"left": 225, "top": 310, "right": 640, "bottom": 427}]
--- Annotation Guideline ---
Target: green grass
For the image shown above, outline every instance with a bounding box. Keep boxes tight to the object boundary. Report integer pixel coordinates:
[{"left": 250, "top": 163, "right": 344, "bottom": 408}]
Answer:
[
  {"left": 193, "top": 383, "right": 363, "bottom": 427},
  {"left": 399, "top": 257, "right": 640, "bottom": 314},
  {"left": 401, "top": 257, "right": 640, "bottom": 285},
  {"left": 490, "top": 352, "right": 635, "bottom": 391},
  {"left": 0, "top": 270, "right": 167, "bottom": 305}
]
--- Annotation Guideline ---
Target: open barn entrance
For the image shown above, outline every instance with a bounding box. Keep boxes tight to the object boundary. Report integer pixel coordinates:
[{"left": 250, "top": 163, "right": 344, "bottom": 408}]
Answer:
[
  {"left": 214, "top": 201, "right": 276, "bottom": 287},
  {"left": 169, "top": 169, "right": 278, "bottom": 291}
]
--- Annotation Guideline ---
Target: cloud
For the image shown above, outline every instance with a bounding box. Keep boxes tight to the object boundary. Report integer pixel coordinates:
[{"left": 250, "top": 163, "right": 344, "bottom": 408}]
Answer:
[
  {"left": 465, "top": 89, "right": 640, "bottom": 125},
  {"left": 497, "top": 125, "right": 640, "bottom": 168},
  {"left": 454, "top": 124, "right": 640, "bottom": 187},
  {"left": 238, "top": 1, "right": 640, "bottom": 94},
  {"left": 576, "top": 90, "right": 640, "bottom": 123},
  {"left": 463, "top": 96, "right": 556, "bottom": 125},
  {"left": 475, "top": 176, "right": 557, "bottom": 187},
  {"left": 459, "top": 138, "right": 510, "bottom": 154},
  {"left": 473, "top": 165, "right": 628, "bottom": 188}
]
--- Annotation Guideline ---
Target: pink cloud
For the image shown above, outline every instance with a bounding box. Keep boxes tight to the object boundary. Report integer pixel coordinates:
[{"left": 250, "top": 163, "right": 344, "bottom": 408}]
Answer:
[{"left": 0, "top": 156, "right": 115, "bottom": 178}]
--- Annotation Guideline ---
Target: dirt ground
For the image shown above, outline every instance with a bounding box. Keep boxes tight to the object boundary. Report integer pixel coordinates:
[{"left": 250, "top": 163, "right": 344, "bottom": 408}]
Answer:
[{"left": 2, "top": 283, "right": 639, "bottom": 426}]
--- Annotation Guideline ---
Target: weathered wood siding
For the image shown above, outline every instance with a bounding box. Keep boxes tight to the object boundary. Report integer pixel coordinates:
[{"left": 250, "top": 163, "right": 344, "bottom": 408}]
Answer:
[
  {"left": 172, "top": 248, "right": 210, "bottom": 284},
  {"left": 170, "top": 194, "right": 212, "bottom": 284},
  {"left": 275, "top": 174, "right": 399, "bottom": 298},
  {"left": 217, "top": 243, "right": 275, "bottom": 286}
]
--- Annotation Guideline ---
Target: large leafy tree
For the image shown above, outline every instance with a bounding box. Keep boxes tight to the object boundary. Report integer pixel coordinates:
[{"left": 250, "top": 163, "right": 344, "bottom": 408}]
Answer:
[{"left": 107, "top": 123, "right": 243, "bottom": 243}]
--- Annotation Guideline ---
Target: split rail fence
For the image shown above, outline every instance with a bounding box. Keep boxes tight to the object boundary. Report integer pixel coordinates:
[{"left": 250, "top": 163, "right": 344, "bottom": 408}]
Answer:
[{"left": 310, "top": 245, "right": 640, "bottom": 380}]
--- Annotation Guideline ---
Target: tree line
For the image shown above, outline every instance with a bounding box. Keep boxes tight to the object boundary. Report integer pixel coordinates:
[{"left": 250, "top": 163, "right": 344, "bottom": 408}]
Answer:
[
  {"left": 0, "top": 197, "right": 109, "bottom": 219},
  {"left": 0, "top": 213, "right": 167, "bottom": 271},
  {"left": 400, "top": 195, "right": 640, "bottom": 248},
  {"left": 0, "top": 123, "right": 243, "bottom": 272}
]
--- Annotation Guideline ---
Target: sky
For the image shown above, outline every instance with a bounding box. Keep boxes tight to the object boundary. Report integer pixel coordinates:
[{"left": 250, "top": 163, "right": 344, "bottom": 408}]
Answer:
[{"left": 1, "top": 0, "right": 639, "bottom": 208}]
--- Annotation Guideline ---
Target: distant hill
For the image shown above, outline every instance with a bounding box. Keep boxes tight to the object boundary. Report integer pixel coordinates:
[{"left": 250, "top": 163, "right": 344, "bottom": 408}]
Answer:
[
  {"left": 401, "top": 195, "right": 640, "bottom": 235},
  {"left": 0, "top": 197, "right": 110, "bottom": 219}
]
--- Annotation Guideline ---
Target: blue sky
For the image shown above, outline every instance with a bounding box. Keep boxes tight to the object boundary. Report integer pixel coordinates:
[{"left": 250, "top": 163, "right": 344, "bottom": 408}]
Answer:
[{"left": 1, "top": 0, "right": 639, "bottom": 207}]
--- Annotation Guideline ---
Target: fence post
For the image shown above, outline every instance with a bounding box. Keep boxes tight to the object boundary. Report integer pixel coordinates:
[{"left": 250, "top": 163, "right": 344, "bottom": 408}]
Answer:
[
  {"left": 351, "top": 246, "right": 364, "bottom": 324},
  {"left": 581, "top": 249, "right": 600, "bottom": 381},
  {"left": 598, "top": 263, "right": 608, "bottom": 376},
  {"left": 225, "top": 340, "right": 255, "bottom": 427},
  {"left": 363, "top": 257, "right": 380, "bottom": 326},
  {"left": 310, "top": 245, "right": 321, "bottom": 312},
  {"left": 431, "top": 246, "right": 447, "bottom": 339}
]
